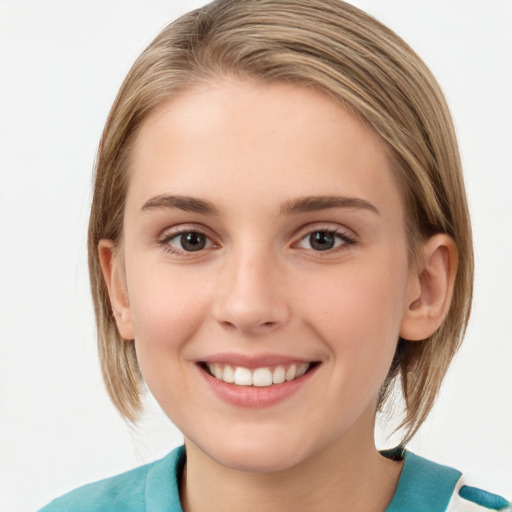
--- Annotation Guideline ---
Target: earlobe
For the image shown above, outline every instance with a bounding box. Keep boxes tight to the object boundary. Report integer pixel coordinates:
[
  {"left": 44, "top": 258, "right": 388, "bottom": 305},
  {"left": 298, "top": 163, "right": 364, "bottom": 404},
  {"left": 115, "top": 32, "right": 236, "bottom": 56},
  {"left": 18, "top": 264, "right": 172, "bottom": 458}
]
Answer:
[
  {"left": 400, "top": 234, "right": 458, "bottom": 341},
  {"left": 98, "top": 240, "right": 134, "bottom": 340}
]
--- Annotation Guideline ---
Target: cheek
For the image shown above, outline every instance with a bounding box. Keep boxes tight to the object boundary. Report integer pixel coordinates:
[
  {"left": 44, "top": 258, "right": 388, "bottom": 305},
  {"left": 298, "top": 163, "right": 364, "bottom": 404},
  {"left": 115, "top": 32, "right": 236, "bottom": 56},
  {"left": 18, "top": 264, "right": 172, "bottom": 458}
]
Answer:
[
  {"left": 125, "top": 266, "right": 216, "bottom": 419},
  {"left": 298, "top": 258, "right": 409, "bottom": 389},
  {"left": 126, "top": 264, "right": 213, "bottom": 360},
  {"left": 301, "top": 261, "right": 408, "bottom": 335}
]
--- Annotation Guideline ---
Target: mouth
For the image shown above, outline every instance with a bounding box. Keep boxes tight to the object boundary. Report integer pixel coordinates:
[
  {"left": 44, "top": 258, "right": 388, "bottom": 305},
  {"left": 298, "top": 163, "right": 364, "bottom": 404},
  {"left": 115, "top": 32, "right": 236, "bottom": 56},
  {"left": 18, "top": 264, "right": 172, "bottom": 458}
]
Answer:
[{"left": 199, "top": 361, "right": 320, "bottom": 387}]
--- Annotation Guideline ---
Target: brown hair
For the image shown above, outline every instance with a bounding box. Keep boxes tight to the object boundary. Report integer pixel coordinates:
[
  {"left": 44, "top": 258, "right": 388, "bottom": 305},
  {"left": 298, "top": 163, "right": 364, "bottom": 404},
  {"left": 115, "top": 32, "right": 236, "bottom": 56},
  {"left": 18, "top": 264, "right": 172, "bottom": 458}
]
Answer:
[{"left": 88, "top": 0, "right": 473, "bottom": 444}]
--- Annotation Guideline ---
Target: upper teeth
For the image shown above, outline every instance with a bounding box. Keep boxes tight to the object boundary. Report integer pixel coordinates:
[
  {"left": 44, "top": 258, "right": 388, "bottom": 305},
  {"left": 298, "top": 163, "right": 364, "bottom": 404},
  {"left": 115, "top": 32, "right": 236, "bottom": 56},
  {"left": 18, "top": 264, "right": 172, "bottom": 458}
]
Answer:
[{"left": 206, "top": 363, "right": 310, "bottom": 387}]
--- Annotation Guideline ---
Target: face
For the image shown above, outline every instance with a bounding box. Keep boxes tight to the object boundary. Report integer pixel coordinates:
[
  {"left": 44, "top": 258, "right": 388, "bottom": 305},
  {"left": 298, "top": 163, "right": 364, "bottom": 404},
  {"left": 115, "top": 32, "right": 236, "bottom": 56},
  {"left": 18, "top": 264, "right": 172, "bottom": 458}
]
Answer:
[{"left": 110, "top": 78, "right": 419, "bottom": 472}]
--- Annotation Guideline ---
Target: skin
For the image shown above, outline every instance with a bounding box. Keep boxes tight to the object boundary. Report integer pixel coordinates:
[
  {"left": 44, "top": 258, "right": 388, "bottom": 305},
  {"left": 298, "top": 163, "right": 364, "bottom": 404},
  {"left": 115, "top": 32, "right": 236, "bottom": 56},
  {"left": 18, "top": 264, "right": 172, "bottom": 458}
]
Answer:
[{"left": 99, "top": 78, "right": 456, "bottom": 512}]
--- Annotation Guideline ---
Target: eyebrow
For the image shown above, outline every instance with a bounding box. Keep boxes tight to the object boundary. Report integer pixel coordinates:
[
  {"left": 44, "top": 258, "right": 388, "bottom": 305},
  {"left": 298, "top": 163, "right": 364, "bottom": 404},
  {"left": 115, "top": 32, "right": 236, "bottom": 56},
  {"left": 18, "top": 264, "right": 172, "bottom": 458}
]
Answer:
[
  {"left": 140, "top": 194, "right": 379, "bottom": 217},
  {"left": 141, "top": 194, "right": 219, "bottom": 215},
  {"left": 280, "top": 196, "right": 380, "bottom": 215}
]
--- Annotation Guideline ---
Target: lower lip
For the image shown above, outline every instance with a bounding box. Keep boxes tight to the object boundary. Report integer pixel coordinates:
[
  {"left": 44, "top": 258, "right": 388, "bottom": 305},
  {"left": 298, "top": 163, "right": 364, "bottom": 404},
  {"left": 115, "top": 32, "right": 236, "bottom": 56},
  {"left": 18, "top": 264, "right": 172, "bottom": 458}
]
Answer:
[{"left": 198, "top": 364, "right": 319, "bottom": 408}]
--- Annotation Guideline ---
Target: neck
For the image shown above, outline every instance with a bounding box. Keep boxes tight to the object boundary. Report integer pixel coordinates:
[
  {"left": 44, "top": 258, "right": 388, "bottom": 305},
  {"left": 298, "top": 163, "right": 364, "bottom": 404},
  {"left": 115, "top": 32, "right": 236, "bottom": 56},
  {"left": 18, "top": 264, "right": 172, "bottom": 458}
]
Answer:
[{"left": 180, "top": 414, "right": 403, "bottom": 512}]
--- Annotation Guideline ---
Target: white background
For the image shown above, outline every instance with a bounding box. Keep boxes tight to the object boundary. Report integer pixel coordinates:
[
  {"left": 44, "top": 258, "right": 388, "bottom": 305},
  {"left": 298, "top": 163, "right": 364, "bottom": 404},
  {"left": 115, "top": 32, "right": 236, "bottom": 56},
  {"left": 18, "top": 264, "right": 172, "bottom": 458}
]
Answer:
[{"left": 0, "top": 1, "right": 511, "bottom": 510}]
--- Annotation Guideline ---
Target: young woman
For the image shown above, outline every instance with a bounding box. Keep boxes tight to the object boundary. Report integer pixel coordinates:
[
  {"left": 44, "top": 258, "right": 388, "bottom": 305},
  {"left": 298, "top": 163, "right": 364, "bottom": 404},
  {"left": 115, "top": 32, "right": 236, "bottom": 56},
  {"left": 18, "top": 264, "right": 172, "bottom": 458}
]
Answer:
[{"left": 35, "top": 1, "right": 510, "bottom": 511}]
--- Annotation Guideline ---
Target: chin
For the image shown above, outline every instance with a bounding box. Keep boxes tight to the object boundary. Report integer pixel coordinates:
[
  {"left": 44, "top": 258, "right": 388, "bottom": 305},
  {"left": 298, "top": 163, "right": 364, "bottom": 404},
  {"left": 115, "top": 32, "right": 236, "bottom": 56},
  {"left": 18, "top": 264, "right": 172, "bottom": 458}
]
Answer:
[{"left": 189, "top": 427, "right": 321, "bottom": 474}]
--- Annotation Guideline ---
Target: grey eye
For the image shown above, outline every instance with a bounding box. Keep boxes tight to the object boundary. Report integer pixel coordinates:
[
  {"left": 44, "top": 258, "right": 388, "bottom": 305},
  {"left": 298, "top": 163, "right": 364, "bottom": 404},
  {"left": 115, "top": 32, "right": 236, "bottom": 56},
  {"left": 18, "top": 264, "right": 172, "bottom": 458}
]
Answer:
[{"left": 298, "top": 231, "right": 347, "bottom": 251}]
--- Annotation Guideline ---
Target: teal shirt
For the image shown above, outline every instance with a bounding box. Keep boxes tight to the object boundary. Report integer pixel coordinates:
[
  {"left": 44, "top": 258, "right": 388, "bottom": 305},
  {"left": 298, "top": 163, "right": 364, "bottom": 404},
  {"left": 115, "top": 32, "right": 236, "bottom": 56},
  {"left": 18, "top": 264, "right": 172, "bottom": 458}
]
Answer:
[{"left": 38, "top": 446, "right": 510, "bottom": 512}]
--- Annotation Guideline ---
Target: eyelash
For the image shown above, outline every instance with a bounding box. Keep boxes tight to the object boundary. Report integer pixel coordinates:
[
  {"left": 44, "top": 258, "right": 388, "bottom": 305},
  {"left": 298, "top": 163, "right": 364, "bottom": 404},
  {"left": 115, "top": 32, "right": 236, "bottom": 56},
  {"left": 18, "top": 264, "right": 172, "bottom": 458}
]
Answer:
[
  {"left": 159, "top": 228, "right": 215, "bottom": 257},
  {"left": 294, "top": 227, "right": 356, "bottom": 253},
  {"left": 158, "top": 226, "right": 356, "bottom": 257}
]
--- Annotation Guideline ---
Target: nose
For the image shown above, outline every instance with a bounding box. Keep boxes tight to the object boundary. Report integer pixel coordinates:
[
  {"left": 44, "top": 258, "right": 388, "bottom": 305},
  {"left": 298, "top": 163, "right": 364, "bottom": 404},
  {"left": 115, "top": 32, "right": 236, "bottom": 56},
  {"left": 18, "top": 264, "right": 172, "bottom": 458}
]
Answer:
[{"left": 212, "top": 249, "right": 291, "bottom": 335}]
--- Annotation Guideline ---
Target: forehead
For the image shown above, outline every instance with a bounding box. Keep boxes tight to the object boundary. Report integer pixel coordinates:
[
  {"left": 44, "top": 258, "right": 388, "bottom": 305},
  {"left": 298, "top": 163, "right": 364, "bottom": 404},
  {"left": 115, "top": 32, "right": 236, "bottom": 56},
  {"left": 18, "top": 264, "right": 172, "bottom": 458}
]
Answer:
[{"left": 127, "top": 78, "right": 403, "bottom": 219}]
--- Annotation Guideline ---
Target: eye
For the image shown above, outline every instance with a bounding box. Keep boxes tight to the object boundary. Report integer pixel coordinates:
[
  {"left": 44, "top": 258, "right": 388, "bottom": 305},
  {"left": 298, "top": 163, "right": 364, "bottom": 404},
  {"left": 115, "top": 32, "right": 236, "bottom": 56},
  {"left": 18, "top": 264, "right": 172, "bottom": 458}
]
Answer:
[
  {"left": 297, "top": 230, "right": 354, "bottom": 252},
  {"left": 165, "top": 230, "right": 213, "bottom": 253}
]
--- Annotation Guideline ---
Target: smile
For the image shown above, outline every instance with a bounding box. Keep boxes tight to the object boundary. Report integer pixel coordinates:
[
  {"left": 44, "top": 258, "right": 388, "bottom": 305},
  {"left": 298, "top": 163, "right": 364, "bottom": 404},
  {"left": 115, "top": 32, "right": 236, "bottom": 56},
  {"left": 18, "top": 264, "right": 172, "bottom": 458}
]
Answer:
[
  {"left": 198, "top": 357, "right": 321, "bottom": 407},
  {"left": 204, "top": 362, "right": 312, "bottom": 387}
]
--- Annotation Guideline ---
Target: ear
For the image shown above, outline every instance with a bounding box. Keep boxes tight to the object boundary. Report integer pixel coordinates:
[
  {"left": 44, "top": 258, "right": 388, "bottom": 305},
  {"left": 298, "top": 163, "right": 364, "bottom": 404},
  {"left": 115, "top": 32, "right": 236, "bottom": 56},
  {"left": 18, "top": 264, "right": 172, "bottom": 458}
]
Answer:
[
  {"left": 98, "top": 239, "right": 134, "bottom": 340},
  {"left": 400, "top": 234, "right": 458, "bottom": 341}
]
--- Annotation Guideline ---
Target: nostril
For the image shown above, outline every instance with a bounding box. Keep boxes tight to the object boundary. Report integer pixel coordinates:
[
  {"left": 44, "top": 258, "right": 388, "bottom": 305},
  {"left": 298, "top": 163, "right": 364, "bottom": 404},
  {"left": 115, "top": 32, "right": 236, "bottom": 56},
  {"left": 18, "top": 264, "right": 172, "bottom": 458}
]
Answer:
[
  {"left": 220, "top": 321, "right": 237, "bottom": 330},
  {"left": 220, "top": 320, "right": 275, "bottom": 330}
]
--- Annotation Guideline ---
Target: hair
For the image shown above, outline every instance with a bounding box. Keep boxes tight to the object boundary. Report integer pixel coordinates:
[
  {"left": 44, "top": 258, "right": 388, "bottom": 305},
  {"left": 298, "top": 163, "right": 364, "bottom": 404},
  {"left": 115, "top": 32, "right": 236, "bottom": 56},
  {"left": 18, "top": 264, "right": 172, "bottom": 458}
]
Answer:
[{"left": 88, "top": 0, "right": 473, "bottom": 444}]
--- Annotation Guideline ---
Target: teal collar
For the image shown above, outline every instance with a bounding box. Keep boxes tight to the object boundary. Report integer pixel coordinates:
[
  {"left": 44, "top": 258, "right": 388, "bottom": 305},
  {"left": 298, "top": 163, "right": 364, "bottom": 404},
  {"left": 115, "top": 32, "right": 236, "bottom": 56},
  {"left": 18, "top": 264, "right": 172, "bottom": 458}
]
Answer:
[
  {"left": 145, "top": 446, "right": 186, "bottom": 512},
  {"left": 384, "top": 448, "right": 461, "bottom": 512}
]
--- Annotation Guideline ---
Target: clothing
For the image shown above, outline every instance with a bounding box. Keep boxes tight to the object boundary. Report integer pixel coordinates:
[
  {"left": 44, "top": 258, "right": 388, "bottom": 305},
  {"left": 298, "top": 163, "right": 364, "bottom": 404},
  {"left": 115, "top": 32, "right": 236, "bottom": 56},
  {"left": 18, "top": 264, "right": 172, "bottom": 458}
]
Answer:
[{"left": 38, "top": 446, "right": 510, "bottom": 512}]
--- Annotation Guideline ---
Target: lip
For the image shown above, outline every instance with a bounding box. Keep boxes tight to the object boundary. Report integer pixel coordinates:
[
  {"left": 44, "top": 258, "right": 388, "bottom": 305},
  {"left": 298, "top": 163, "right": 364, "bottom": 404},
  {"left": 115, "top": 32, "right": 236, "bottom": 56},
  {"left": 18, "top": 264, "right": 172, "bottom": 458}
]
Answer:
[
  {"left": 199, "top": 352, "right": 313, "bottom": 369},
  {"left": 196, "top": 354, "right": 320, "bottom": 408}
]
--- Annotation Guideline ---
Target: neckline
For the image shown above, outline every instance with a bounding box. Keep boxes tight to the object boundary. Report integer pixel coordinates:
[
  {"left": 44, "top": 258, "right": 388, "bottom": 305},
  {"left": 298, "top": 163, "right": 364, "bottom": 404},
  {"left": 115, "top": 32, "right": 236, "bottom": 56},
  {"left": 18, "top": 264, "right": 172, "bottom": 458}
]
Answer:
[{"left": 152, "top": 445, "right": 461, "bottom": 512}]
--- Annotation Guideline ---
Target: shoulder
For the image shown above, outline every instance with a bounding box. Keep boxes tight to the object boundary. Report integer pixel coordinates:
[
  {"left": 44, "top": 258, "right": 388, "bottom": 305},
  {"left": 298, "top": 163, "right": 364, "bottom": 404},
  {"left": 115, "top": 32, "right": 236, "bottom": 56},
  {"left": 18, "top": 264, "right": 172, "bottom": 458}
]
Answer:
[
  {"left": 384, "top": 449, "right": 510, "bottom": 512},
  {"left": 37, "top": 446, "right": 185, "bottom": 512},
  {"left": 37, "top": 464, "right": 149, "bottom": 512}
]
